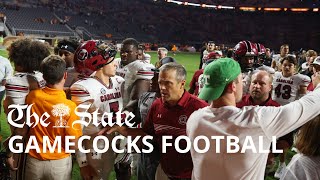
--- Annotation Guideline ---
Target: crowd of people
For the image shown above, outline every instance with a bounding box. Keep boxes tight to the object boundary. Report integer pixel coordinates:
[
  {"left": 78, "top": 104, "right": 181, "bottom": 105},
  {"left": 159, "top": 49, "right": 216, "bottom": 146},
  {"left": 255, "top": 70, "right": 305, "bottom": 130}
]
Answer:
[
  {"left": 1, "top": 0, "right": 320, "bottom": 50},
  {"left": 0, "top": 37, "right": 320, "bottom": 180}
]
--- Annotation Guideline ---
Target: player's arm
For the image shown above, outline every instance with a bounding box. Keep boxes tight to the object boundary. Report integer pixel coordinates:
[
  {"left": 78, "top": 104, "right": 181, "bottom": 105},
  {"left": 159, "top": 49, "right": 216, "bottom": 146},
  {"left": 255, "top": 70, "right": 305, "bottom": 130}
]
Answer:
[
  {"left": 124, "top": 79, "right": 150, "bottom": 121},
  {"left": 298, "top": 74, "right": 311, "bottom": 98},
  {"left": 259, "top": 72, "right": 320, "bottom": 138},
  {"left": 99, "top": 124, "right": 147, "bottom": 138}
]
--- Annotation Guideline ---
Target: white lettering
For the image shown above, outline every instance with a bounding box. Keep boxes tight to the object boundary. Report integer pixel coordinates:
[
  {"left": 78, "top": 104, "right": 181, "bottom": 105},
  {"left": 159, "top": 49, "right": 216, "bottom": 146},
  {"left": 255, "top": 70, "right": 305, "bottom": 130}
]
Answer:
[
  {"left": 227, "top": 136, "right": 240, "bottom": 153},
  {"left": 194, "top": 136, "right": 210, "bottom": 153},
  {"left": 43, "top": 136, "right": 61, "bottom": 153},
  {"left": 93, "top": 136, "right": 109, "bottom": 153},
  {"left": 142, "top": 136, "right": 154, "bottom": 153},
  {"left": 175, "top": 136, "right": 191, "bottom": 153},
  {"left": 9, "top": 135, "right": 24, "bottom": 153},
  {"left": 162, "top": 136, "right": 172, "bottom": 153},
  {"left": 112, "top": 136, "right": 125, "bottom": 153},
  {"left": 211, "top": 136, "right": 224, "bottom": 153},
  {"left": 65, "top": 136, "right": 76, "bottom": 153},
  {"left": 25, "top": 136, "right": 41, "bottom": 153},
  {"left": 241, "top": 136, "right": 257, "bottom": 153},
  {"left": 272, "top": 136, "right": 283, "bottom": 153},
  {"left": 127, "top": 136, "right": 141, "bottom": 153}
]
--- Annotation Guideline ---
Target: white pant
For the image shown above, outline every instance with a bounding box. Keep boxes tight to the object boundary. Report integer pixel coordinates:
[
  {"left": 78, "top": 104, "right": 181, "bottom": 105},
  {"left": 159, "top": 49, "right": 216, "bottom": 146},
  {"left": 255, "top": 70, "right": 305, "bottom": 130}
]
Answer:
[{"left": 24, "top": 155, "right": 72, "bottom": 180}]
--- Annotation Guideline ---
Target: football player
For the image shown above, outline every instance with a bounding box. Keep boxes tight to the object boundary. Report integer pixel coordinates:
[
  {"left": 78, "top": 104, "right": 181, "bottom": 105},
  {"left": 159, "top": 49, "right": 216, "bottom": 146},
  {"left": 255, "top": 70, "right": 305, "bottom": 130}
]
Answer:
[
  {"left": 233, "top": 41, "right": 274, "bottom": 95},
  {"left": 4, "top": 38, "right": 49, "bottom": 179},
  {"left": 272, "top": 56, "right": 310, "bottom": 105},
  {"left": 271, "top": 55, "right": 310, "bottom": 178},
  {"left": 70, "top": 40, "right": 123, "bottom": 180},
  {"left": 116, "top": 38, "right": 155, "bottom": 179}
]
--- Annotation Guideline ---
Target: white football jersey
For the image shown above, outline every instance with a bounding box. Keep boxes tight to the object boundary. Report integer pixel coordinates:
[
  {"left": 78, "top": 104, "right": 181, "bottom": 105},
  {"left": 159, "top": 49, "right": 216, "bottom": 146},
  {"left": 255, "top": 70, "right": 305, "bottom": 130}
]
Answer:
[
  {"left": 70, "top": 75, "right": 124, "bottom": 135},
  {"left": 5, "top": 71, "right": 45, "bottom": 104},
  {"left": 272, "top": 72, "right": 310, "bottom": 105},
  {"left": 116, "top": 60, "right": 154, "bottom": 106}
]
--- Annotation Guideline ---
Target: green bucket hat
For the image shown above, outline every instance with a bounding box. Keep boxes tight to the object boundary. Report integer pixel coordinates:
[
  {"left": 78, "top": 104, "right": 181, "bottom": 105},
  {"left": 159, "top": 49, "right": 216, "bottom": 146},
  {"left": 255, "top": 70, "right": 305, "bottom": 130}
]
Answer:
[{"left": 199, "top": 58, "right": 241, "bottom": 101}]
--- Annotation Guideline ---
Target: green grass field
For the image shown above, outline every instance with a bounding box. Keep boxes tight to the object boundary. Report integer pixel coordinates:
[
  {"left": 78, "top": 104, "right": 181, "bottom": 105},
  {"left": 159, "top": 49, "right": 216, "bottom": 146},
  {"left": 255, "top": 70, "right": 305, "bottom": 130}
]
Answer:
[{"left": 0, "top": 48, "right": 293, "bottom": 180}]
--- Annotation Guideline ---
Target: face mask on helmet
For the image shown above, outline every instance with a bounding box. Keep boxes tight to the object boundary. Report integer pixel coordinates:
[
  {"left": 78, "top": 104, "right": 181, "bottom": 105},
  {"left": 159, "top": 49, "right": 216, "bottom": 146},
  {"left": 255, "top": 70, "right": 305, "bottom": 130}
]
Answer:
[
  {"left": 233, "top": 41, "right": 258, "bottom": 72},
  {"left": 74, "top": 40, "right": 117, "bottom": 76},
  {"left": 253, "top": 43, "right": 267, "bottom": 67}
]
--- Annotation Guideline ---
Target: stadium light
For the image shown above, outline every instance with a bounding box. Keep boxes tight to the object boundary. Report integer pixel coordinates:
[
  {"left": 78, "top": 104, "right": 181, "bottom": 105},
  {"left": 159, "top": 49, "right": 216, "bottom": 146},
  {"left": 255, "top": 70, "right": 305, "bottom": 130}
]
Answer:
[
  {"left": 221, "top": 6, "right": 235, "bottom": 10},
  {"left": 205, "top": 4, "right": 216, "bottom": 8},
  {"left": 188, "top": 3, "right": 200, "bottom": 7},
  {"left": 163, "top": 0, "right": 311, "bottom": 13},
  {"left": 264, "top": 8, "right": 282, "bottom": 11},
  {"left": 239, "top": 7, "right": 256, "bottom": 11},
  {"left": 290, "top": 8, "right": 309, "bottom": 12}
]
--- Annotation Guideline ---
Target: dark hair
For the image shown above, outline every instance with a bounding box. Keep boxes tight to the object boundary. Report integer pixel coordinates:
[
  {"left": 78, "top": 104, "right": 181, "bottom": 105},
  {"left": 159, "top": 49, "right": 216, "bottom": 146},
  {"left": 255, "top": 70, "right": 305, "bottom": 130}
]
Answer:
[
  {"left": 122, "top": 38, "right": 139, "bottom": 50},
  {"left": 295, "top": 115, "right": 320, "bottom": 156},
  {"left": 9, "top": 38, "right": 50, "bottom": 73},
  {"left": 280, "top": 55, "right": 297, "bottom": 66},
  {"left": 41, "top": 55, "right": 66, "bottom": 85},
  {"left": 57, "top": 39, "right": 80, "bottom": 53}
]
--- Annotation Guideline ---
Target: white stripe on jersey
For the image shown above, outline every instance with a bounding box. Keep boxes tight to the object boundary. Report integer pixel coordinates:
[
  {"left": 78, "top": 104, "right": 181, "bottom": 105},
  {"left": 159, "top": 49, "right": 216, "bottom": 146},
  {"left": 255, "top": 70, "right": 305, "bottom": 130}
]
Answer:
[
  {"left": 5, "top": 72, "right": 45, "bottom": 104},
  {"left": 116, "top": 60, "right": 155, "bottom": 106},
  {"left": 70, "top": 75, "right": 124, "bottom": 135}
]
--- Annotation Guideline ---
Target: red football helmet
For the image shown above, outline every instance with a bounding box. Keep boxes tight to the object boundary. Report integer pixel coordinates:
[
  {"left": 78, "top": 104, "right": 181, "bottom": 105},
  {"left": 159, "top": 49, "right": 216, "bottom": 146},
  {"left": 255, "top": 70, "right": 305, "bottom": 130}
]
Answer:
[
  {"left": 233, "top": 40, "right": 258, "bottom": 60},
  {"left": 74, "top": 40, "right": 117, "bottom": 76},
  {"left": 255, "top": 43, "right": 266, "bottom": 57}
]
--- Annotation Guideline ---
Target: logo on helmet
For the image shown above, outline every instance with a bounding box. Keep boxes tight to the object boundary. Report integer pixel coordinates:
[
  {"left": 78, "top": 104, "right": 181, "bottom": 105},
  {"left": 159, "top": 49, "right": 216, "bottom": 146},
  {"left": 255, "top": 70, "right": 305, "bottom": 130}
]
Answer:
[{"left": 77, "top": 49, "right": 88, "bottom": 61}]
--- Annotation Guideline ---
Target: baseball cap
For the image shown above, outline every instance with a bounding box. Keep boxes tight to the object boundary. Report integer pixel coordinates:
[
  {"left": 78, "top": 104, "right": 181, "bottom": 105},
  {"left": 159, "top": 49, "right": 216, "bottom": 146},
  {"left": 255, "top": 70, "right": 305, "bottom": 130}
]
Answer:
[
  {"left": 311, "top": 56, "right": 320, "bottom": 66},
  {"left": 199, "top": 58, "right": 241, "bottom": 101}
]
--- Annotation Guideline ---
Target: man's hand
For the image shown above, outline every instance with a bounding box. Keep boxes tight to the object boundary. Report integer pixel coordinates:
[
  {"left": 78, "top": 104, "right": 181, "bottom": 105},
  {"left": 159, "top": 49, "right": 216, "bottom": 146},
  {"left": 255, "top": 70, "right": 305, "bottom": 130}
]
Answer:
[
  {"left": 80, "top": 165, "right": 97, "bottom": 180},
  {"left": 97, "top": 125, "right": 120, "bottom": 136},
  {"left": 6, "top": 156, "right": 18, "bottom": 171}
]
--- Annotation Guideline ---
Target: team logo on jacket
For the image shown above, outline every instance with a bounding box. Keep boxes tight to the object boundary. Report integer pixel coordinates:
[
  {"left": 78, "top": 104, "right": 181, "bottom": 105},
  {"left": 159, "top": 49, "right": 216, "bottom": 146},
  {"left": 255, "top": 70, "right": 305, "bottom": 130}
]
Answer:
[
  {"left": 100, "top": 88, "right": 106, "bottom": 94},
  {"left": 52, "top": 103, "right": 70, "bottom": 128},
  {"left": 178, "top": 115, "right": 188, "bottom": 125}
]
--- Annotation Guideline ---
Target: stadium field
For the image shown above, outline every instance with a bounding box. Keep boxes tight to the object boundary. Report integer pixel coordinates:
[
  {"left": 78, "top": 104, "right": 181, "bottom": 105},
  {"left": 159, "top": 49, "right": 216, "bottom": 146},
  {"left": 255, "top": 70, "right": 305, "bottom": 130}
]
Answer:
[{"left": 0, "top": 49, "right": 200, "bottom": 180}]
